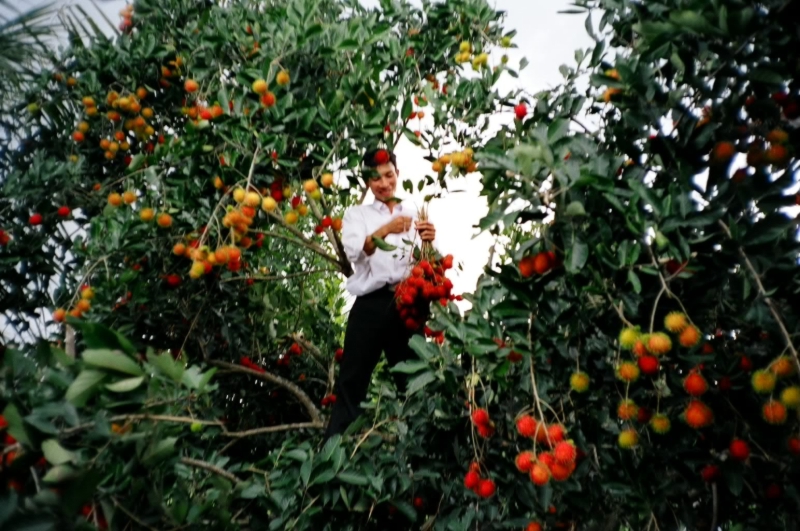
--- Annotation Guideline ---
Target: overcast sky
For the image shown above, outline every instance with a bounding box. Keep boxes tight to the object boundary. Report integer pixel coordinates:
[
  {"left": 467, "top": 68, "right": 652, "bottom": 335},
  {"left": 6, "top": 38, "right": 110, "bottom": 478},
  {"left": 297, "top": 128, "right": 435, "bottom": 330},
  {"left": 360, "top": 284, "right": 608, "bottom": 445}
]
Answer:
[{"left": 20, "top": 0, "right": 593, "bottom": 309}]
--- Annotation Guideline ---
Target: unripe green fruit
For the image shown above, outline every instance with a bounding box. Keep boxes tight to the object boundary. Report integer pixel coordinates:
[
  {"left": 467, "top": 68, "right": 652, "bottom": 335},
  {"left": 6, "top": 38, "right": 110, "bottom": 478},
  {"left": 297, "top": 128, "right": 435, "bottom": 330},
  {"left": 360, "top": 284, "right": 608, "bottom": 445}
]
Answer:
[{"left": 190, "top": 421, "right": 204, "bottom": 433}]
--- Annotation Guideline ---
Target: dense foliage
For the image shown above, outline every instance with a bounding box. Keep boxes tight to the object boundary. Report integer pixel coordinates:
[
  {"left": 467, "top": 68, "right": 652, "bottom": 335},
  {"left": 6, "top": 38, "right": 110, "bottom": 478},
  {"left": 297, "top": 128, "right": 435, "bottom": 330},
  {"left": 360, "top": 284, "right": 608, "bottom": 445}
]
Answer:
[{"left": 1, "top": 0, "right": 800, "bottom": 529}]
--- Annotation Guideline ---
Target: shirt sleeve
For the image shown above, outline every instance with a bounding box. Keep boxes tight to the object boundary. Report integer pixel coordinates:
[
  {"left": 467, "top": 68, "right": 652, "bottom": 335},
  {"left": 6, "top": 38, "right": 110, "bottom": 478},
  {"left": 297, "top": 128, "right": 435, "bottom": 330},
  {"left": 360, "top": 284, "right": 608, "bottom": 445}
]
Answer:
[{"left": 342, "top": 207, "right": 368, "bottom": 264}]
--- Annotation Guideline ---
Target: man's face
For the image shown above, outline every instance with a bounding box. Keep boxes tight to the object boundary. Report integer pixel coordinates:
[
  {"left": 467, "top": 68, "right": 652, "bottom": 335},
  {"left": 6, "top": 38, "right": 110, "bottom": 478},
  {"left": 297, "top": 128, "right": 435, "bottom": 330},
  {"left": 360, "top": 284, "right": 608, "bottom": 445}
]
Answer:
[{"left": 367, "top": 162, "right": 398, "bottom": 202}]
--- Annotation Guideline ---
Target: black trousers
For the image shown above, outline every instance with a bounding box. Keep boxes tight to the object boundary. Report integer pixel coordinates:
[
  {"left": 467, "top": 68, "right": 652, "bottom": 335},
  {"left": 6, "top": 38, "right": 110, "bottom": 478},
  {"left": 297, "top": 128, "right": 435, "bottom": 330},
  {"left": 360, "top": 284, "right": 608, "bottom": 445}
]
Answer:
[{"left": 325, "top": 285, "right": 420, "bottom": 437}]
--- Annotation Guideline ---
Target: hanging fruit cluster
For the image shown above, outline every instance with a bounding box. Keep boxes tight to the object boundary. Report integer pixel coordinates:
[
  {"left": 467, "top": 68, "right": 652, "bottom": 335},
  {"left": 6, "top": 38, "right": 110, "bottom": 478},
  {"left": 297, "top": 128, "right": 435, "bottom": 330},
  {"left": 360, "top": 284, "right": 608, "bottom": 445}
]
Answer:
[
  {"left": 395, "top": 253, "right": 455, "bottom": 331},
  {"left": 431, "top": 148, "right": 478, "bottom": 175},
  {"left": 512, "top": 414, "right": 579, "bottom": 485}
]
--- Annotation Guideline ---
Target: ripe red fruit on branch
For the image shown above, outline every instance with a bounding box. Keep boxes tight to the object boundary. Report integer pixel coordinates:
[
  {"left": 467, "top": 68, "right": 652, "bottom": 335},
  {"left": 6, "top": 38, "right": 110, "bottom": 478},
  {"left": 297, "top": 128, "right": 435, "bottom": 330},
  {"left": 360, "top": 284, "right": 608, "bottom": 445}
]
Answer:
[
  {"left": 788, "top": 436, "right": 800, "bottom": 455},
  {"left": 471, "top": 408, "right": 489, "bottom": 426},
  {"left": 335, "top": 348, "right": 344, "bottom": 362},
  {"left": 57, "top": 206, "right": 70, "bottom": 217},
  {"left": 700, "top": 464, "right": 720, "bottom": 482},
  {"left": 526, "top": 523, "right": 543, "bottom": 531},
  {"left": 638, "top": 355, "right": 659, "bottom": 375},
  {"left": 476, "top": 479, "right": 496, "bottom": 498},
  {"left": 184, "top": 79, "right": 199, "bottom": 93},
  {"left": 289, "top": 342, "right": 302, "bottom": 356},
  {"left": 547, "top": 424, "right": 566, "bottom": 444},
  {"left": 29, "top": 213, "right": 43, "bottom": 225},
  {"left": 683, "top": 372, "right": 708, "bottom": 396},
  {"left": 553, "top": 441, "right": 577, "bottom": 464},
  {"left": 529, "top": 463, "right": 550, "bottom": 486},
  {"left": 729, "top": 439, "right": 750, "bottom": 461},
  {"left": 464, "top": 470, "right": 480, "bottom": 490},
  {"left": 515, "top": 451, "right": 534, "bottom": 473},
  {"left": 514, "top": 102, "right": 527, "bottom": 120},
  {"left": 516, "top": 415, "right": 536, "bottom": 437},
  {"left": 533, "top": 252, "right": 552, "bottom": 274},
  {"left": 684, "top": 400, "right": 713, "bottom": 428}
]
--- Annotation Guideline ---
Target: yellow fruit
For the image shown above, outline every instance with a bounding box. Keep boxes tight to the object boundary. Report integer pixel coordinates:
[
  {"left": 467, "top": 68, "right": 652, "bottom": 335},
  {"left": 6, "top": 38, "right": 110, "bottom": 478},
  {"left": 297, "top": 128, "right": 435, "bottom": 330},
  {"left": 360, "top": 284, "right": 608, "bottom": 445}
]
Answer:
[
  {"left": 310, "top": 189, "right": 322, "bottom": 201},
  {"left": 189, "top": 262, "right": 205, "bottom": 279},
  {"left": 122, "top": 190, "right": 136, "bottom": 204},
  {"left": 139, "top": 208, "right": 155, "bottom": 222},
  {"left": 78, "top": 121, "right": 90, "bottom": 133},
  {"left": 252, "top": 79, "right": 268, "bottom": 94},
  {"left": 285, "top": 211, "right": 299, "bottom": 224},
  {"left": 297, "top": 204, "right": 309, "bottom": 216},
  {"left": 500, "top": 36, "right": 512, "bottom": 48},
  {"left": 244, "top": 191, "right": 261, "bottom": 207},
  {"left": 261, "top": 197, "right": 278, "bottom": 212},
  {"left": 780, "top": 386, "right": 800, "bottom": 409},
  {"left": 432, "top": 161, "right": 443, "bottom": 172},
  {"left": 276, "top": 70, "right": 290, "bottom": 86},
  {"left": 649, "top": 414, "right": 671, "bottom": 434},
  {"left": 108, "top": 193, "right": 123, "bottom": 207},
  {"left": 320, "top": 173, "right": 334, "bottom": 188},
  {"left": 303, "top": 179, "right": 318, "bottom": 194},
  {"left": 751, "top": 370, "right": 776, "bottom": 394},
  {"left": 619, "top": 327, "right": 640, "bottom": 349},
  {"left": 459, "top": 41, "right": 471, "bottom": 53},
  {"left": 283, "top": 185, "right": 292, "bottom": 198},
  {"left": 569, "top": 371, "right": 589, "bottom": 392},
  {"left": 664, "top": 312, "right": 688, "bottom": 333},
  {"left": 233, "top": 187, "right": 246, "bottom": 203},
  {"left": 213, "top": 176, "right": 223, "bottom": 189},
  {"left": 80, "top": 287, "right": 95, "bottom": 300},
  {"left": 647, "top": 333, "right": 672, "bottom": 355},
  {"left": 618, "top": 429, "right": 639, "bottom": 449}
]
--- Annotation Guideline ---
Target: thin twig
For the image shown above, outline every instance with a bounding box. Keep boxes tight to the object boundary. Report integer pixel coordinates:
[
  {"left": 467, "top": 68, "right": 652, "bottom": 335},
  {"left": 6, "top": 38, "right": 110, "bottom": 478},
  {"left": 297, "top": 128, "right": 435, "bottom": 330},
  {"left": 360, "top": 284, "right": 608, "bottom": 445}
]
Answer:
[
  {"left": 718, "top": 220, "right": 800, "bottom": 375},
  {"left": 709, "top": 483, "right": 718, "bottom": 531},
  {"left": 222, "top": 422, "right": 323, "bottom": 438},
  {"left": 219, "top": 269, "right": 338, "bottom": 283},
  {"left": 180, "top": 457, "right": 243, "bottom": 485},
  {"left": 112, "top": 497, "right": 160, "bottom": 531}
]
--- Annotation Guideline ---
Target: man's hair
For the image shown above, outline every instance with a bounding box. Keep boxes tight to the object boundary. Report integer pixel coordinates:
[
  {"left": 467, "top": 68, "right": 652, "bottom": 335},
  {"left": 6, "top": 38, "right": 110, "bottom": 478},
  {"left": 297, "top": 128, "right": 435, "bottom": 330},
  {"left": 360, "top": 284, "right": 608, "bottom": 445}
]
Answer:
[{"left": 362, "top": 149, "right": 398, "bottom": 170}]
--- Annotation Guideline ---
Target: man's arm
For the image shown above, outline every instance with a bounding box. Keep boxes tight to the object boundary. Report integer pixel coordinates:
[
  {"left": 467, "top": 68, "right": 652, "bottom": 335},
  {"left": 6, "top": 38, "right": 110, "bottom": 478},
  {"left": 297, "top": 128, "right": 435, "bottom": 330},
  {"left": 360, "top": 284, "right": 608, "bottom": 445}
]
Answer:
[{"left": 363, "top": 216, "right": 411, "bottom": 256}]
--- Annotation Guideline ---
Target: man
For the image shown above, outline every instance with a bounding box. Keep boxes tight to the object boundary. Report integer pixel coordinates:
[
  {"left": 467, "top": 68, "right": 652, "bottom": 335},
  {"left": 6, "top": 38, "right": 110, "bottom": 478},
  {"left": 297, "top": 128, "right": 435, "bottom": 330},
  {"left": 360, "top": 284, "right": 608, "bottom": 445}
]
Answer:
[{"left": 325, "top": 148, "right": 436, "bottom": 437}]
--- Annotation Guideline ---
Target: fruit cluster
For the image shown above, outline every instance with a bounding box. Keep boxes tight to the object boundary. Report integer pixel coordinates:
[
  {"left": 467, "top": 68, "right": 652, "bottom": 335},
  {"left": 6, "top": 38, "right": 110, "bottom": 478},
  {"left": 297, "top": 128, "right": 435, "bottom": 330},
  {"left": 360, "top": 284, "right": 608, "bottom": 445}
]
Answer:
[
  {"left": 431, "top": 148, "right": 478, "bottom": 175},
  {"left": 513, "top": 415, "right": 579, "bottom": 484},
  {"left": 394, "top": 254, "right": 455, "bottom": 331},
  {"left": 53, "top": 285, "right": 95, "bottom": 322},
  {"left": 519, "top": 250, "right": 558, "bottom": 278},
  {"left": 614, "top": 311, "right": 800, "bottom": 453},
  {"left": 453, "top": 41, "right": 489, "bottom": 71},
  {"left": 239, "top": 356, "right": 266, "bottom": 374},
  {"left": 462, "top": 461, "right": 496, "bottom": 499},
  {"left": 470, "top": 407, "right": 495, "bottom": 438},
  {"left": 320, "top": 394, "right": 337, "bottom": 407}
]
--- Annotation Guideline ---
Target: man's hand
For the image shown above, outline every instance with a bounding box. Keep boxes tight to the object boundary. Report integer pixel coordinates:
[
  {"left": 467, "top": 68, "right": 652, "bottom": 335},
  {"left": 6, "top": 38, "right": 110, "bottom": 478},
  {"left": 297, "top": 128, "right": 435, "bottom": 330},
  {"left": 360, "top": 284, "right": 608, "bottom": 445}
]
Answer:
[
  {"left": 383, "top": 216, "right": 413, "bottom": 236},
  {"left": 363, "top": 216, "right": 413, "bottom": 256},
  {"left": 416, "top": 220, "right": 436, "bottom": 242}
]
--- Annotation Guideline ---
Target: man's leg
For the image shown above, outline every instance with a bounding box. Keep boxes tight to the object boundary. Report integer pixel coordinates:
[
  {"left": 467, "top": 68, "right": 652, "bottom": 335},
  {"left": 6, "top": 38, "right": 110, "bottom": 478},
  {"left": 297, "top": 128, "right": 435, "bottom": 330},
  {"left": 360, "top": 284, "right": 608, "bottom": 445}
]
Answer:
[
  {"left": 382, "top": 304, "right": 425, "bottom": 394},
  {"left": 325, "top": 292, "right": 390, "bottom": 437}
]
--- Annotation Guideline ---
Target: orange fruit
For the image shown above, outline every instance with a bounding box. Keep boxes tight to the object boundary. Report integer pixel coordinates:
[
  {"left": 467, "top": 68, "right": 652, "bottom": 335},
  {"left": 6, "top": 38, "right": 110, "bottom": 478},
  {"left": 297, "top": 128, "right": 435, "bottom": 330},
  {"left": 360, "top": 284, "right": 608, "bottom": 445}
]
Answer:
[
  {"left": 107, "top": 193, "right": 123, "bottom": 207},
  {"left": 157, "top": 213, "right": 173, "bottom": 228},
  {"left": 139, "top": 208, "right": 155, "bottom": 222},
  {"left": 122, "top": 191, "right": 136, "bottom": 204},
  {"left": 276, "top": 70, "right": 290, "bottom": 86}
]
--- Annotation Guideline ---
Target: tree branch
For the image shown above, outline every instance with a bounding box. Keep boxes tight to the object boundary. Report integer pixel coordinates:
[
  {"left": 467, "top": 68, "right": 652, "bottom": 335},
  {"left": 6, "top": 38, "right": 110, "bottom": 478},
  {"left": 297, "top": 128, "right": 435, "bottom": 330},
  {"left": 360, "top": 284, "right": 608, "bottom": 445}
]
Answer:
[
  {"left": 252, "top": 229, "right": 341, "bottom": 268},
  {"left": 209, "top": 360, "right": 323, "bottom": 423},
  {"left": 60, "top": 415, "right": 225, "bottom": 436},
  {"left": 180, "top": 457, "right": 243, "bottom": 485},
  {"left": 220, "top": 269, "right": 339, "bottom": 283},
  {"left": 718, "top": 220, "right": 800, "bottom": 375},
  {"left": 222, "top": 421, "right": 323, "bottom": 438}
]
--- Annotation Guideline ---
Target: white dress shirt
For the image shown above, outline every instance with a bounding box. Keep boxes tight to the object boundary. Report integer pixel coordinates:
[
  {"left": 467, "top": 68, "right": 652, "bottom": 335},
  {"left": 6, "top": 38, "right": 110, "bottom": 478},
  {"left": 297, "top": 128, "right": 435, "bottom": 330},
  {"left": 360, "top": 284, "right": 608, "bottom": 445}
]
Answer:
[{"left": 342, "top": 200, "right": 433, "bottom": 296}]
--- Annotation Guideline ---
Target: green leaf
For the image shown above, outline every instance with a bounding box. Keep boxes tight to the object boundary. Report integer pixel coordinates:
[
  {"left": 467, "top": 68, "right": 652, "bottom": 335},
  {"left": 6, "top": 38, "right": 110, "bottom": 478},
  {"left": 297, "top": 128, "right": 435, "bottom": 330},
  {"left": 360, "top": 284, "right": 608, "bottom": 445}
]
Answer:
[
  {"left": 2, "top": 404, "right": 31, "bottom": 446},
  {"left": 337, "top": 471, "right": 368, "bottom": 486},
  {"left": 0, "top": 491, "right": 17, "bottom": 526},
  {"left": 65, "top": 370, "right": 107, "bottom": 407},
  {"left": 628, "top": 270, "right": 642, "bottom": 294},
  {"left": 127, "top": 154, "right": 145, "bottom": 172},
  {"left": 41, "top": 439, "right": 76, "bottom": 465},
  {"left": 372, "top": 236, "right": 397, "bottom": 252},
  {"left": 142, "top": 437, "right": 177, "bottom": 467},
  {"left": 566, "top": 240, "right": 589, "bottom": 273},
  {"left": 747, "top": 67, "right": 784, "bottom": 86},
  {"left": 105, "top": 375, "right": 145, "bottom": 393},
  {"left": 390, "top": 360, "right": 429, "bottom": 374},
  {"left": 406, "top": 371, "right": 436, "bottom": 395},
  {"left": 82, "top": 349, "right": 144, "bottom": 376},
  {"left": 148, "top": 350, "right": 184, "bottom": 383},
  {"left": 41, "top": 464, "right": 78, "bottom": 484}
]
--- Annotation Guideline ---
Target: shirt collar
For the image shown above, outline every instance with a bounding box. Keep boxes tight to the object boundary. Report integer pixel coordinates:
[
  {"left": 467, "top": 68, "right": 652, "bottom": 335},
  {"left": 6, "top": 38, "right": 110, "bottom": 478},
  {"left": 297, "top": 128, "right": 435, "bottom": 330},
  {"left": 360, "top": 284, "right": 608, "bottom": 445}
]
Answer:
[{"left": 371, "top": 200, "right": 403, "bottom": 213}]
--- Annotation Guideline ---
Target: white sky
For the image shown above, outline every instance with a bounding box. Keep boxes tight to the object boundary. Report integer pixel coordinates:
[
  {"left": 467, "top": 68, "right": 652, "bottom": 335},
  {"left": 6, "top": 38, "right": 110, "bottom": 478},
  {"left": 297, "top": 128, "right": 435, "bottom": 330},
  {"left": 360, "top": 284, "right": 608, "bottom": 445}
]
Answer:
[{"left": 21, "top": 0, "right": 593, "bottom": 311}]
